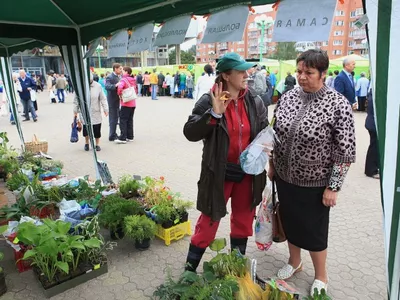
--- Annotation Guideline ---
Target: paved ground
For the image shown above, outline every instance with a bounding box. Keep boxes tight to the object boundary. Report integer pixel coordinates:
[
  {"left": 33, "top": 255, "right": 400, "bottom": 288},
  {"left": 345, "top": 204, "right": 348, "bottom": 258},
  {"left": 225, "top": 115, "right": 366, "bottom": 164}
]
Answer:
[{"left": 0, "top": 91, "right": 386, "bottom": 299}]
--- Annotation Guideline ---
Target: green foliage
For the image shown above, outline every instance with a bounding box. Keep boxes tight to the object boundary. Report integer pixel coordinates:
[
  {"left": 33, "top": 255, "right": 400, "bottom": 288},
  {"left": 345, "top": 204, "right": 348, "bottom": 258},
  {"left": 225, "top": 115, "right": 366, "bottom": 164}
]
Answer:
[
  {"left": 153, "top": 269, "right": 239, "bottom": 300},
  {"left": 5, "top": 171, "right": 30, "bottom": 191},
  {"left": 124, "top": 215, "right": 157, "bottom": 243},
  {"left": 59, "top": 178, "right": 106, "bottom": 207},
  {"left": 119, "top": 175, "right": 141, "bottom": 199},
  {"left": 0, "top": 196, "right": 31, "bottom": 221},
  {"left": 0, "top": 133, "right": 19, "bottom": 175},
  {"left": 303, "top": 288, "right": 331, "bottom": 300},
  {"left": 168, "top": 48, "right": 196, "bottom": 65},
  {"left": 99, "top": 196, "right": 143, "bottom": 231},
  {"left": 270, "top": 42, "right": 298, "bottom": 60},
  {"left": 17, "top": 219, "right": 102, "bottom": 282},
  {"left": 153, "top": 201, "right": 179, "bottom": 225},
  {"left": 174, "top": 199, "right": 193, "bottom": 215}
]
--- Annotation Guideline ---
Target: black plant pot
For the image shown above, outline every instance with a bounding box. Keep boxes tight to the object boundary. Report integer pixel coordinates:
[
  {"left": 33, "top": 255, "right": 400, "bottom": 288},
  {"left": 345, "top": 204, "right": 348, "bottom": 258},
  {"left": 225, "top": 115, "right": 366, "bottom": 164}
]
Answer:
[
  {"left": 110, "top": 225, "right": 124, "bottom": 240},
  {"left": 162, "top": 219, "right": 174, "bottom": 229},
  {"left": 0, "top": 271, "right": 7, "bottom": 296},
  {"left": 179, "top": 211, "right": 189, "bottom": 223},
  {"left": 135, "top": 238, "right": 151, "bottom": 251}
]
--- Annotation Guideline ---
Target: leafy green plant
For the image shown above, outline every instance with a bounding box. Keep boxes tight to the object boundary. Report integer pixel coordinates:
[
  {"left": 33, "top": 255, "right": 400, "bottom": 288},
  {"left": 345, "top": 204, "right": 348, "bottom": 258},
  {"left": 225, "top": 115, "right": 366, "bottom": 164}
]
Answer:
[
  {"left": 140, "top": 176, "right": 171, "bottom": 207},
  {"left": 124, "top": 215, "right": 157, "bottom": 243},
  {"left": 0, "top": 251, "right": 4, "bottom": 273},
  {"left": 5, "top": 171, "right": 30, "bottom": 192},
  {"left": 153, "top": 269, "right": 239, "bottom": 300},
  {"left": 303, "top": 288, "right": 331, "bottom": 300},
  {"left": 17, "top": 219, "right": 101, "bottom": 282},
  {"left": 0, "top": 196, "right": 31, "bottom": 221},
  {"left": 99, "top": 197, "right": 143, "bottom": 231},
  {"left": 153, "top": 201, "right": 179, "bottom": 225},
  {"left": 119, "top": 175, "right": 141, "bottom": 199},
  {"left": 174, "top": 199, "right": 193, "bottom": 215}
]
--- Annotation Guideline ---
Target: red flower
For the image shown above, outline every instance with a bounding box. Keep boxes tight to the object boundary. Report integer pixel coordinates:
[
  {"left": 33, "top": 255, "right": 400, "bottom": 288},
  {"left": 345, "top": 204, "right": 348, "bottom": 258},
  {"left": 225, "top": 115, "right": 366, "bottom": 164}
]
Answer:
[{"left": 160, "top": 176, "right": 165, "bottom": 181}]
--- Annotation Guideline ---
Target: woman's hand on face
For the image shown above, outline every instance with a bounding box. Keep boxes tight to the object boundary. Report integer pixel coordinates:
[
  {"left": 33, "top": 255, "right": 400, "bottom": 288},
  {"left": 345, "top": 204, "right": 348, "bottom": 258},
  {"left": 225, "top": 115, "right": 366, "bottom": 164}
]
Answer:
[
  {"left": 210, "top": 82, "right": 231, "bottom": 115},
  {"left": 322, "top": 188, "right": 338, "bottom": 207}
]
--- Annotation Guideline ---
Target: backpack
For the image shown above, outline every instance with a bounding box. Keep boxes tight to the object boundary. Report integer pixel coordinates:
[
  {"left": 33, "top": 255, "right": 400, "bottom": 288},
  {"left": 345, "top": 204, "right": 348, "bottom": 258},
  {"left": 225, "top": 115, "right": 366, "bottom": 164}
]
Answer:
[{"left": 52, "top": 77, "right": 56, "bottom": 87}]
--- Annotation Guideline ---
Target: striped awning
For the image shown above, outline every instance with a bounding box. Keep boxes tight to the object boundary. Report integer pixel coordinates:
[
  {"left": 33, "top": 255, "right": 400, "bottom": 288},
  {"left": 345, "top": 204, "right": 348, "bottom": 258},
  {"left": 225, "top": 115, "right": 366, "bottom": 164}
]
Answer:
[{"left": 364, "top": 0, "right": 400, "bottom": 299}]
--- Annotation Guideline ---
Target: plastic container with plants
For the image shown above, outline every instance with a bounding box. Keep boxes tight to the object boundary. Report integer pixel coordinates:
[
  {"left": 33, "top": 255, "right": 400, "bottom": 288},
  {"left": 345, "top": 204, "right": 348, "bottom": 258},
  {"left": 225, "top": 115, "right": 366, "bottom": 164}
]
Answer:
[
  {"left": 153, "top": 201, "right": 180, "bottom": 229},
  {"left": 16, "top": 219, "right": 111, "bottom": 297},
  {"left": 124, "top": 215, "right": 157, "bottom": 251},
  {"left": 98, "top": 195, "right": 143, "bottom": 240},
  {"left": 118, "top": 175, "right": 141, "bottom": 199}
]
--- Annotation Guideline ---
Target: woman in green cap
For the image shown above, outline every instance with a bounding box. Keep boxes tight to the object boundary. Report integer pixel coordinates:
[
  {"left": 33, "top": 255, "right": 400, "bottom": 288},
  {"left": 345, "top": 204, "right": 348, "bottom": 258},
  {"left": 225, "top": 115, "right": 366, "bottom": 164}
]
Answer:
[{"left": 183, "top": 52, "right": 268, "bottom": 272}]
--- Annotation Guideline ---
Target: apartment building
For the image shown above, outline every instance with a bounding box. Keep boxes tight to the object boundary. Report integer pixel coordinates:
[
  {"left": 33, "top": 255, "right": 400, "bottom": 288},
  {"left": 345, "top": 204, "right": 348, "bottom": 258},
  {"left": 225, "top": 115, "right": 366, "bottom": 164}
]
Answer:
[{"left": 196, "top": 0, "right": 367, "bottom": 63}]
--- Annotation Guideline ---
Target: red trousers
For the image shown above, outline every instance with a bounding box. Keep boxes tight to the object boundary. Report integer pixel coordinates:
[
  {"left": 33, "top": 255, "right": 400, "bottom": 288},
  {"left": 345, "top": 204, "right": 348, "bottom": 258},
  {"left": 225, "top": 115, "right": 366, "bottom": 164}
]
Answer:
[{"left": 191, "top": 175, "right": 255, "bottom": 249}]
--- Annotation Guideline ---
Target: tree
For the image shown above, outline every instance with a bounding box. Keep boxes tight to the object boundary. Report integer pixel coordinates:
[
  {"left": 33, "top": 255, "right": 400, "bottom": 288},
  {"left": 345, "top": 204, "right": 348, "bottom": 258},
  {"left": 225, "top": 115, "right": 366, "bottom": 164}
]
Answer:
[
  {"left": 270, "top": 42, "right": 298, "bottom": 60},
  {"left": 168, "top": 47, "right": 196, "bottom": 65}
]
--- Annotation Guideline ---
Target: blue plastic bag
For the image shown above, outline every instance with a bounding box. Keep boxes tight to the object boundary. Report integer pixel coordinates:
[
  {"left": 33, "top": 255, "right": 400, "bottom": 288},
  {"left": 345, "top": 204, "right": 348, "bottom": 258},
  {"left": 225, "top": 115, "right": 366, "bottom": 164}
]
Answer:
[
  {"left": 70, "top": 116, "right": 79, "bottom": 143},
  {"left": 240, "top": 126, "right": 276, "bottom": 175}
]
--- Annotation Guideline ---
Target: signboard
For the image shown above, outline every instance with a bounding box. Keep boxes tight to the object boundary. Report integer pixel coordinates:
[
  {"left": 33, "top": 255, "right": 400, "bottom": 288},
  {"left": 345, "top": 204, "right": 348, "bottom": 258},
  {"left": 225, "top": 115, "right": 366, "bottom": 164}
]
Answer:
[
  {"left": 153, "top": 15, "right": 191, "bottom": 47},
  {"left": 83, "top": 37, "right": 101, "bottom": 59},
  {"left": 127, "top": 23, "right": 154, "bottom": 53},
  {"left": 107, "top": 30, "right": 128, "bottom": 58},
  {"left": 201, "top": 5, "right": 249, "bottom": 44},
  {"left": 272, "top": 0, "right": 336, "bottom": 42}
]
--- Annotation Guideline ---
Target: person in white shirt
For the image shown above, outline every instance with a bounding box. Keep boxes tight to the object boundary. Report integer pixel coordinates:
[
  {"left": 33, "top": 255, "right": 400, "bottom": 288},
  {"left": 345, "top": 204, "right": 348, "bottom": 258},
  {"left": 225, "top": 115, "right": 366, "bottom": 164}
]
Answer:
[
  {"left": 355, "top": 72, "right": 370, "bottom": 112},
  {"left": 193, "top": 64, "right": 215, "bottom": 101},
  {"left": 165, "top": 73, "right": 174, "bottom": 96}
]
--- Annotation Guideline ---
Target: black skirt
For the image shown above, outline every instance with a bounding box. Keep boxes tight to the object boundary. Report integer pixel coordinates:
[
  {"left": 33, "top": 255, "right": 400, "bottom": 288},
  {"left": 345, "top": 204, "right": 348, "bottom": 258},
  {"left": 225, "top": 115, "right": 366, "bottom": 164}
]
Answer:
[{"left": 276, "top": 177, "right": 330, "bottom": 252}]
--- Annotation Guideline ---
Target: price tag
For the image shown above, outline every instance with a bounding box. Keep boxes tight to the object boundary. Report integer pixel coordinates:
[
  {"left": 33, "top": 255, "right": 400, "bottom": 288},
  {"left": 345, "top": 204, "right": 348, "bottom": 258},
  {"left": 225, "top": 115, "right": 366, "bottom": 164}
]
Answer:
[
  {"left": 94, "top": 264, "right": 100, "bottom": 270},
  {"left": 13, "top": 237, "right": 19, "bottom": 244}
]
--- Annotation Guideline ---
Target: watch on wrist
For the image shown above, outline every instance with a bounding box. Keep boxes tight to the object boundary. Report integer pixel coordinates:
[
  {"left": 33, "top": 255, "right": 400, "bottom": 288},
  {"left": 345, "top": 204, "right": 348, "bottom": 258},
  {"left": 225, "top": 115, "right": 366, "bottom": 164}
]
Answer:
[{"left": 327, "top": 186, "right": 340, "bottom": 192}]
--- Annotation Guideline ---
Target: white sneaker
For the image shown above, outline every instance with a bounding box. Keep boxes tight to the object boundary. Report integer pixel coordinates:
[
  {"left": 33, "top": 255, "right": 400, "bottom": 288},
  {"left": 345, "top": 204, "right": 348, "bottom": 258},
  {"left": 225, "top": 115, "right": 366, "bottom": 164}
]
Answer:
[
  {"left": 310, "top": 279, "right": 328, "bottom": 297},
  {"left": 114, "top": 139, "right": 127, "bottom": 144},
  {"left": 277, "top": 261, "right": 303, "bottom": 280},
  {"left": 127, "top": 139, "right": 134, "bottom": 142}
]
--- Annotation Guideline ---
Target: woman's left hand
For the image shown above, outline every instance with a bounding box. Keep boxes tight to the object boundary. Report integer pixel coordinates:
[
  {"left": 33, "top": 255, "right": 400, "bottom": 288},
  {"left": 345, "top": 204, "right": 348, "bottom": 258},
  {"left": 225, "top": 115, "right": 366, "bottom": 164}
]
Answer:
[{"left": 322, "top": 188, "right": 338, "bottom": 207}]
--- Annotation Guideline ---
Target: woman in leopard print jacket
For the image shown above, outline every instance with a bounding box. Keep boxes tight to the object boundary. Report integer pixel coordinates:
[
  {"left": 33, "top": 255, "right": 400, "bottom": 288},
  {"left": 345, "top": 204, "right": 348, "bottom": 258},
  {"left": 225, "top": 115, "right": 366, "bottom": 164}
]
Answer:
[{"left": 269, "top": 49, "right": 356, "bottom": 297}]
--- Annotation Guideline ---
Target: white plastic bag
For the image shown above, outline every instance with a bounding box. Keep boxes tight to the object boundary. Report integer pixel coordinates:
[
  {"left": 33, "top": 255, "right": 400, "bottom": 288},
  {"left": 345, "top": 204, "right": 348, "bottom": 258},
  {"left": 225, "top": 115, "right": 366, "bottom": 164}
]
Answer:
[
  {"left": 254, "top": 181, "right": 273, "bottom": 251},
  {"left": 59, "top": 199, "right": 81, "bottom": 215},
  {"left": 240, "top": 126, "right": 276, "bottom": 175},
  {"left": 30, "top": 90, "right": 36, "bottom": 102}
]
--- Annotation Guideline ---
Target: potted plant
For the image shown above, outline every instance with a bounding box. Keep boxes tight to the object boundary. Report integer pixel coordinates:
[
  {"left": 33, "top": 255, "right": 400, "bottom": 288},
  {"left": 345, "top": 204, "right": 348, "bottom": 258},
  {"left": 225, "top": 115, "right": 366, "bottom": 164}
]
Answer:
[
  {"left": 0, "top": 251, "right": 7, "bottom": 296},
  {"left": 153, "top": 201, "right": 180, "bottom": 229},
  {"left": 118, "top": 175, "right": 141, "bottom": 199},
  {"left": 99, "top": 196, "right": 143, "bottom": 240},
  {"left": 124, "top": 215, "right": 157, "bottom": 250},
  {"left": 174, "top": 199, "right": 193, "bottom": 223}
]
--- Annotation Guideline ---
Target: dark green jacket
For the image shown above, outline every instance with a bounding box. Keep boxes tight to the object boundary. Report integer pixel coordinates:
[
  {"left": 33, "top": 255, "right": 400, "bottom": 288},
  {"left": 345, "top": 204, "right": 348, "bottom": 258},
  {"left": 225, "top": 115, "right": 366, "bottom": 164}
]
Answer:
[{"left": 183, "top": 92, "right": 268, "bottom": 221}]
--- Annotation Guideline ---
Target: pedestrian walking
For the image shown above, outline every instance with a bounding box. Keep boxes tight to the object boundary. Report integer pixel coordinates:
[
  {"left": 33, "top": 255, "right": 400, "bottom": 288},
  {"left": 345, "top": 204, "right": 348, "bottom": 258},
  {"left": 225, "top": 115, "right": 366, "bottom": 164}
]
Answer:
[
  {"left": 18, "top": 69, "right": 37, "bottom": 122},
  {"left": 105, "top": 63, "right": 122, "bottom": 141}
]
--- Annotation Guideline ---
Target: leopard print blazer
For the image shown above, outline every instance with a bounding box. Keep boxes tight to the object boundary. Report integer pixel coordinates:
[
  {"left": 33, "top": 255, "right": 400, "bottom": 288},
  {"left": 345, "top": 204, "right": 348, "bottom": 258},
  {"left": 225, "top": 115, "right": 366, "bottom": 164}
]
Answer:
[{"left": 273, "top": 84, "right": 356, "bottom": 187}]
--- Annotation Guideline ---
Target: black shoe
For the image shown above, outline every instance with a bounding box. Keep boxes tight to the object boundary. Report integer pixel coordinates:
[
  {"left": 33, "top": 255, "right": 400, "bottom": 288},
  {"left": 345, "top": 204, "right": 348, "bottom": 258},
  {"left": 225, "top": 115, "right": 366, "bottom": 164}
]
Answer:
[
  {"left": 84, "top": 144, "right": 89, "bottom": 151},
  {"left": 230, "top": 237, "right": 248, "bottom": 255},
  {"left": 33, "top": 119, "right": 38, "bottom": 122},
  {"left": 95, "top": 145, "right": 101, "bottom": 151},
  {"left": 22, "top": 118, "right": 30, "bottom": 122},
  {"left": 185, "top": 244, "right": 206, "bottom": 273},
  {"left": 10, "top": 121, "right": 16, "bottom": 125}
]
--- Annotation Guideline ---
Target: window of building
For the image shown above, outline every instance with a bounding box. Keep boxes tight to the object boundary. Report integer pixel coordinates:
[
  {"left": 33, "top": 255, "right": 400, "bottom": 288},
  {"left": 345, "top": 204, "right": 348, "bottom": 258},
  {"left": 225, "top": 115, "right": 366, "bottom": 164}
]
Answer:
[
  {"left": 335, "top": 10, "right": 345, "bottom": 16},
  {"left": 333, "top": 40, "right": 343, "bottom": 45},
  {"left": 356, "top": 8, "right": 364, "bottom": 16},
  {"left": 334, "top": 31, "right": 344, "bottom": 36},
  {"left": 335, "top": 20, "right": 344, "bottom": 26},
  {"left": 348, "top": 50, "right": 354, "bottom": 55},
  {"left": 332, "top": 50, "right": 342, "bottom": 55},
  {"left": 348, "top": 40, "right": 356, "bottom": 47},
  {"left": 323, "top": 41, "right": 329, "bottom": 46},
  {"left": 349, "top": 21, "right": 356, "bottom": 27},
  {"left": 350, "top": 11, "right": 356, "bottom": 17}
]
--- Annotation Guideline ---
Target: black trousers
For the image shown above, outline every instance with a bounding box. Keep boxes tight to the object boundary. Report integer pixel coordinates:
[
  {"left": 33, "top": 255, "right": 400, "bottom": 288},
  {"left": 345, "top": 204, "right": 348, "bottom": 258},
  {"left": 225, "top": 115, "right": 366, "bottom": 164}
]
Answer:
[
  {"left": 143, "top": 85, "right": 150, "bottom": 96},
  {"left": 358, "top": 96, "right": 367, "bottom": 111},
  {"left": 158, "top": 85, "right": 165, "bottom": 96},
  {"left": 365, "top": 130, "right": 380, "bottom": 176},
  {"left": 119, "top": 106, "right": 135, "bottom": 140},
  {"left": 108, "top": 102, "right": 120, "bottom": 141}
]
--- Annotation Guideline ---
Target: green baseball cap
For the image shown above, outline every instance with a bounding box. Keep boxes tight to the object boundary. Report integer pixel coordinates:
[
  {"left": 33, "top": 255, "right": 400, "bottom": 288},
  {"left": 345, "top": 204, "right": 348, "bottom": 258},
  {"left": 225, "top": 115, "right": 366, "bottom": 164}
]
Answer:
[{"left": 216, "top": 53, "right": 256, "bottom": 73}]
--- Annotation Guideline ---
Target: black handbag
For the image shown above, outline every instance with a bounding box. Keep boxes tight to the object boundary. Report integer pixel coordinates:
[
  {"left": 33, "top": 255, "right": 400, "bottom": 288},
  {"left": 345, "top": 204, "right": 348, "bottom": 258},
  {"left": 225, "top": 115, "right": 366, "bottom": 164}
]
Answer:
[{"left": 225, "top": 163, "right": 246, "bottom": 183}]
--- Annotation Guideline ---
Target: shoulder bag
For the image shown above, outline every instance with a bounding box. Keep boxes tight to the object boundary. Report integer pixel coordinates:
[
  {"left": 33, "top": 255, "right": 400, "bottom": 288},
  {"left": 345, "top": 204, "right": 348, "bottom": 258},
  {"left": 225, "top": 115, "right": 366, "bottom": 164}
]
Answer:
[
  {"left": 121, "top": 78, "right": 137, "bottom": 103},
  {"left": 271, "top": 178, "right": 286, "bottom": 243}
]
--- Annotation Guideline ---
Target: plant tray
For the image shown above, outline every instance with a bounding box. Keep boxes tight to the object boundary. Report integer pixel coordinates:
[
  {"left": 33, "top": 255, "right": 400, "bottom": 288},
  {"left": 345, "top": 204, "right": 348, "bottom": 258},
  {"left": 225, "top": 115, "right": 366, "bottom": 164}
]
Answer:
[
  {"left": 155, "top": 221, "right": 191, "bottom": 246},
  {"left": 38, "top": 263, "right": 108, "bottom": 298}
]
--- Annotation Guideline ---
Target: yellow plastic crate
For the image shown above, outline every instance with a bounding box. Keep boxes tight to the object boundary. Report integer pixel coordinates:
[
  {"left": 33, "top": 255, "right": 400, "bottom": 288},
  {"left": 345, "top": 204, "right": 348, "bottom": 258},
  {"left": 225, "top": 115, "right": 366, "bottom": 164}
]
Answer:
[{"left": 155, "top": 221, "right": 191, "bottom": 246}]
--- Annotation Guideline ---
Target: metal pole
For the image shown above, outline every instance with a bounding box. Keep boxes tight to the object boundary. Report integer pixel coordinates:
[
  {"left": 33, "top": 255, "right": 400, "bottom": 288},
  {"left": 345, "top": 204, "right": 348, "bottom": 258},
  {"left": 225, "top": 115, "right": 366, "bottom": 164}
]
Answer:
[
  {"left": 260, "top": 21, "right": 265, "bottom": 62},
  {"left": 97, "top": 50, "right": 102, "bottom": 69}
]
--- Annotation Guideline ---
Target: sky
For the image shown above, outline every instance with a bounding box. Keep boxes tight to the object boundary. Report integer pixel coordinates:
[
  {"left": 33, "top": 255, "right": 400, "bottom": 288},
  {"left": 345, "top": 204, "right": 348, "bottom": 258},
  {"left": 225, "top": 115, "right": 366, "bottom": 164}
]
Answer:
[{"left": 180, "top": 4, "right": 274, "bottom": 50}]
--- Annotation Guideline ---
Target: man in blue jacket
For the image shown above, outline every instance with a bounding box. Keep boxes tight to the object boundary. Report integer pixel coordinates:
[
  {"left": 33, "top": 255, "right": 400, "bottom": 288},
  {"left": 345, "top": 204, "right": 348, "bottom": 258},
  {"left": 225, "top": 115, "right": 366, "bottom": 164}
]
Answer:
[
  {"left": 18, "top": 69, "right": 37, "bottom": 122},
  {"left": 334, "top": 58, "right": 357, "bottom": 109}
]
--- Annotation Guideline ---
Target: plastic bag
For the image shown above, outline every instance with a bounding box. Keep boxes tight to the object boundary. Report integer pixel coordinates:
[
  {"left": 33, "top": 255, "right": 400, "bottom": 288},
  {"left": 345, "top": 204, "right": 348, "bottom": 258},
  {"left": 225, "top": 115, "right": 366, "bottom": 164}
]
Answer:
[
  {"left": 70, "top": 116, "right": 79, "bottom": 143},
  {"left": 59, "top": 199, "right": 81, "bottom": 215},
  {"left": 255, "top": 181, "right": 273, "bottom": 251},
  {"left": 240, "top": 126, "right": 275, "bottom": 175}
]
